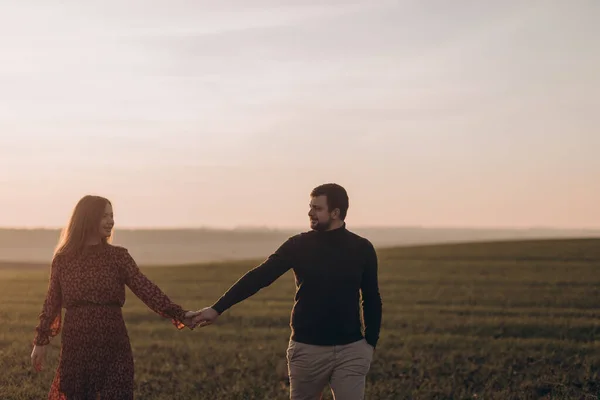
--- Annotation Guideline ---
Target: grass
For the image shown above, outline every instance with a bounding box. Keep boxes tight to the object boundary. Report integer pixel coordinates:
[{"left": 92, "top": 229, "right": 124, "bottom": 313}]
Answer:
[{"left": 1, "top": 238, "right": 599, "bottom": 399}]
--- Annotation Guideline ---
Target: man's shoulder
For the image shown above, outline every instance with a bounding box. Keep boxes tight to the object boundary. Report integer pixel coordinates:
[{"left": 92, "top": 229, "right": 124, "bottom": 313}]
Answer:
[
  {"left": 282, "top": 228, "right": 374, "bottom": 247},
  {"left": 274, "top": 231, "right": 312, "bottom": 255},
  {"left": 344, "top": 229, "right": 374, "bottom": 247},
  {"left": 284, "top": 230, "right": 316, "bottom": 244}
]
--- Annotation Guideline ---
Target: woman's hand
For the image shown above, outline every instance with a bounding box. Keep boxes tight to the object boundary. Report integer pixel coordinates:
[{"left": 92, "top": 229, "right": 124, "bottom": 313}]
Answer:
[
  {"left": 182, "top": 310, "right": 202, "bottom": 329},
  {"left": 192, "top": 307, "right": 219, "bottom": 328},
  {"left": 30, "top": 345, "right": 47, "bottom": 372}
]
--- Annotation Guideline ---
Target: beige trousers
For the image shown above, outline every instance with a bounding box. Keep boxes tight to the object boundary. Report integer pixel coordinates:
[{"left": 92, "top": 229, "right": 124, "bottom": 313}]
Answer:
[{"left": 286, "top": 339, "right": 374, "bottom": 400}]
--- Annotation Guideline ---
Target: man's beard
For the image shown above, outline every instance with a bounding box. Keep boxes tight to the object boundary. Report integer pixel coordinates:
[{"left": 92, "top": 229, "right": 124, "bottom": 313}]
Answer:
[{"left": 311, "top": 219, "right": 332, "bottom": 232}]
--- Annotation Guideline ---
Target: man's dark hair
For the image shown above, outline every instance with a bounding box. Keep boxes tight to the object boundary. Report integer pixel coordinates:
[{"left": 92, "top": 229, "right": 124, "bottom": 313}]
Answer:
[{"left": 310, "top": 183, "right": 349, "bottom": 220}]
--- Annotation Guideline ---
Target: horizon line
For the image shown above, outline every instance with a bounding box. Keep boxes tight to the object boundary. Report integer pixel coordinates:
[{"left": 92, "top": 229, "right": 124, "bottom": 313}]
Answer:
[{"left": 1, "top": 225, "right": 599, "bottom": 231}]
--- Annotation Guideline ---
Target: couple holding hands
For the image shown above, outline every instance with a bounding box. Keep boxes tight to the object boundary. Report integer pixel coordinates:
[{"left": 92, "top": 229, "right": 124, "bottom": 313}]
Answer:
[{"left": 31, "top": 183, "right": 382, "bottom": 400}]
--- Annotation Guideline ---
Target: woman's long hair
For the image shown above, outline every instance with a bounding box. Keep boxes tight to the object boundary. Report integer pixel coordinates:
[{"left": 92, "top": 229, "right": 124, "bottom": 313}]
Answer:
[{"left": 54, "top": 195, "right": 113, "bottom": 257}]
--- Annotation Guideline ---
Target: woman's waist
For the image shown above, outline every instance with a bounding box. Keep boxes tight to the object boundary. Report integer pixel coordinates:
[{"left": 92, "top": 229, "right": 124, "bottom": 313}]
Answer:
[
  {"left": 63, "top": 302, "right": 127, "bottom": 334},
  {"left": 65, "top": 300, "right": 123, "bottom": 310},
  {"left": 64, "top": 301, "right": 125, "bottom": 322}
]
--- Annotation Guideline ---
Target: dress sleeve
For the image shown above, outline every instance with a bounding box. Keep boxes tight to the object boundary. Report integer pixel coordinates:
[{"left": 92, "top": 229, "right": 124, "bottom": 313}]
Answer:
[
  {"left": 119, "top": 248, "right": 189, "bottom": 329},
  {"left": 33, "top": 257, "right": 63, "bottom": 346}
]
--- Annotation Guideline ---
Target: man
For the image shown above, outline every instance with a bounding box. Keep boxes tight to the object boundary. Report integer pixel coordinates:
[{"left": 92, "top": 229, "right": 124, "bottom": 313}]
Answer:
[{"left": 194, "top": 183, "right": 382, "bottom": 400}]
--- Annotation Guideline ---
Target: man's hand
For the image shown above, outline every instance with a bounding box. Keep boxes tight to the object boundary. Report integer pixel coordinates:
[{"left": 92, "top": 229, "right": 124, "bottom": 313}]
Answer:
[
  {"left": 182, "top": 310, "right": 203, "bottom": 329},
  {"left": 191, "top": 307, "right": 219, "bottom": 328},
  {"left": 31, "top": 345, "right": 46, "bottom": 372}
]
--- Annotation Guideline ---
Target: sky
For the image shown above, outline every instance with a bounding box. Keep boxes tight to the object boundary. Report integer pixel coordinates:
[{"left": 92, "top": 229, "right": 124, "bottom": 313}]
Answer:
[{"left": 0, "top": 0, "right": 598, "bottom": 229}]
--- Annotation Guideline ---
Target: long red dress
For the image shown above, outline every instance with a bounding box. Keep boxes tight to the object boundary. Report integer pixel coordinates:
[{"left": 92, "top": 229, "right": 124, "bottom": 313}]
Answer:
[{"left": 33, "top": 243, "right": 189, "bottom": 400}]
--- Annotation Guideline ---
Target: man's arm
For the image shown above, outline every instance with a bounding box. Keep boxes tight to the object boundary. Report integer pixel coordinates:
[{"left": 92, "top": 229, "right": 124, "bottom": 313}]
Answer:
[
  {"left": 361, "top": 240, "right": 382, "bottom": 349},
  {"left": 210, "top": 236, "right": 297, "bottom": 315}
]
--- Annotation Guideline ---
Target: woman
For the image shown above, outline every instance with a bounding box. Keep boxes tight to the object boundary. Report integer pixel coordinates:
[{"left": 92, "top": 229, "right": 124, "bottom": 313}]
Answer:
[{"left": 30, "top": 195, "right": 198, "bottom": 399}]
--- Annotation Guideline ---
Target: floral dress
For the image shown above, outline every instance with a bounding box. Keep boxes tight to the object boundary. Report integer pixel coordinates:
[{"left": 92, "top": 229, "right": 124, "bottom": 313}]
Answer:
[{"left": 33, "top": 243, "right": 189, "bottom": 399}]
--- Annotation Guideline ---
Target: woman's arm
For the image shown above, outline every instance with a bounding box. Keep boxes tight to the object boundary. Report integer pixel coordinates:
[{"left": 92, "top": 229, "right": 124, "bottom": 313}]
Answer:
[
  {"left": 33, "top": 257, "right": 63, "bottom": 346},
  {"left": 119, "top": 247, "right": 192, "bottom": 329}
]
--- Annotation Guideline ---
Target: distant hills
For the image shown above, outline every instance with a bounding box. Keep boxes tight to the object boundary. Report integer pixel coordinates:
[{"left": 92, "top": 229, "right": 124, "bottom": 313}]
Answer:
[{"left": 0, "top": 227, "right": 598, "bottom": 266}]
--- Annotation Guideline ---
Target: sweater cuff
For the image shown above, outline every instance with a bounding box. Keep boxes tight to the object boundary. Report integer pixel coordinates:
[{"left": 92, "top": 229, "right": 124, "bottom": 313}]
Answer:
[
  {"left": 365, "top": 336, "right": 378, "bottom": 349},
  {"left": 211, "top": 301, "right": 227, "bottom": 315}
]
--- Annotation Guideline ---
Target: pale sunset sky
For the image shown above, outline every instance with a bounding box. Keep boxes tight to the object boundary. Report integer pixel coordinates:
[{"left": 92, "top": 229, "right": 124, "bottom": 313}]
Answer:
[{"left": 0, "top": 1, "right": 598, "bottom": 229}]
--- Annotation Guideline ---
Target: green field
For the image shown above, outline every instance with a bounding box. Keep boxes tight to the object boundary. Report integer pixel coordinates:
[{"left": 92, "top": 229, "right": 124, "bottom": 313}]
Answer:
[{"left": 1, "top": 239, "right": 599, "bottom": 399}]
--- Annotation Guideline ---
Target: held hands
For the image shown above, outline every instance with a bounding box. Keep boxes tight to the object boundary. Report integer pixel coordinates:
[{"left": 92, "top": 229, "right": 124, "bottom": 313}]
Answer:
[
  {"left": 182, "top": 310, "right": 202, "bottom": 329},
  {"left": 189, "top": 307, "right": 219, "bottom": 329},
  {"left": 181, "top": 308, "right": 219, "bottom": 329}
]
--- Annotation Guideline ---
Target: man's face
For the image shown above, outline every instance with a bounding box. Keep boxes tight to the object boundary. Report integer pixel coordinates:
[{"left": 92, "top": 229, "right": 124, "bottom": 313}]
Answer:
[{"left": 308, "top": 195, "right": 334, "bottom": 231}]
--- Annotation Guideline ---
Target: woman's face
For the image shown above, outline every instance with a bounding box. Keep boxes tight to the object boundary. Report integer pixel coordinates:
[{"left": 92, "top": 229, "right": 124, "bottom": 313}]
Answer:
[{"left": 99, "top": 202, "right": 114, "bottom": 239}]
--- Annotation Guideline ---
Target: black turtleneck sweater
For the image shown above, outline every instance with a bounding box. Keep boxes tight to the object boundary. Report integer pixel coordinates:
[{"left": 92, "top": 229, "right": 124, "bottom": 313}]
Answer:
[{"left": 211, "top": 225, "right": 382, "bottom": 348}]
